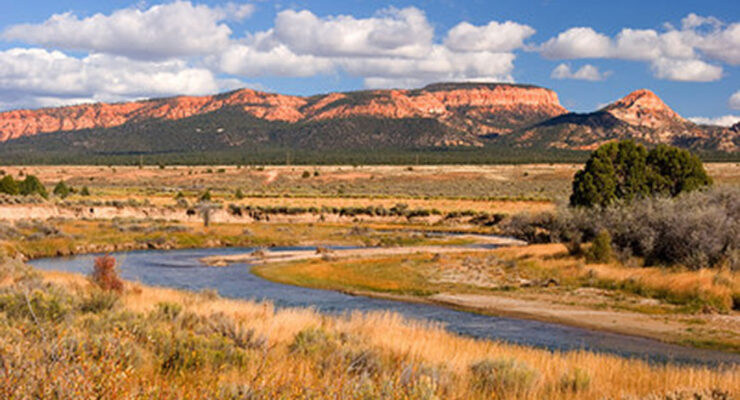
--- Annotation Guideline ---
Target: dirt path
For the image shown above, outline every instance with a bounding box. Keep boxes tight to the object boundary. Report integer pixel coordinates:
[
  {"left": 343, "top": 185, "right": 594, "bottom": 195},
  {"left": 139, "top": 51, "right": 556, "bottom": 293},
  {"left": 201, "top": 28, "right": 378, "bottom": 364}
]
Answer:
[{"left": 263, "top": 170, "right": 279, "bottom": 184}]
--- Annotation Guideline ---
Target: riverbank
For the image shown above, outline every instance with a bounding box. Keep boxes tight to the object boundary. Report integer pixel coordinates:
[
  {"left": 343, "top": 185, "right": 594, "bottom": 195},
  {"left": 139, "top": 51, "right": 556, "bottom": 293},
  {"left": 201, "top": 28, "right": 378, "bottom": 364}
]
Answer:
[
  {"left": 1, "top": 218, "right": 494, "bottom": 260},
  {"left": 3, "top": 257, "right": 737, "bottom": 399},
  {"left": 243, "top": 244, "right": 740, "bottom": 354},
  {"left": 199, "top": 234, "right": 526, "bottom": 267}
]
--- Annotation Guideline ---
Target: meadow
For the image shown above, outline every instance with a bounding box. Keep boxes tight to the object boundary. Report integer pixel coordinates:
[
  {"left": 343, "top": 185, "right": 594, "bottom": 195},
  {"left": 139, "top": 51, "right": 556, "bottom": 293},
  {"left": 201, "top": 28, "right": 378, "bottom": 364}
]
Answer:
[
  {"left": 0, "top": 163, "right": 737, "bottom": 398},
  {"left": 1, "top": 257, "right": 737, "bottom": 399}
]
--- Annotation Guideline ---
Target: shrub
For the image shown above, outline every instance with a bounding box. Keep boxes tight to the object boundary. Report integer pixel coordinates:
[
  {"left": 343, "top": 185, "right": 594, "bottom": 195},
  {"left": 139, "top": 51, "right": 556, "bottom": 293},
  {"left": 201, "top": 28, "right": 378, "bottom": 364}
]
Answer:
[
  {"left": 200, "top": 190, "right": 212, "bottom": 201},
  {"left": 80, "top": 186, "right": 91, "bottom": 196},
  {"left": 206, "top": 312, "right": 266, "bottom": 350},
  {"left": 498, "top": 212, "right": 556, "bottom": 243},
  {"left": 90, "top": 255, "right": 123, "bottom": 292},
  {"left": 0, "top": 286, "right": 74, "bottom": 323},
  {"left": 289, "top": 327, "right": 334, "bottom": 356},
  {"left": 469, "top": 358, "right": 539, "bottom": 398},
  {"left": 302, "top": 170, "right": 311, "bottom": 179},
  {"left": 53, "top": 181, "right": 71, "bottom": 198},
  {"left": 155, "top": 301, "right": 183, "bottom": 320},
  {"left": 19, "top": 175, "right": 48, "bottom": 198},
  {"left": 79, "top": 288, "right": 120, "bottom": 313},
  {"left": 571, "top": 141, "right": 711, "bottom": 208},
  {"left": 343, "top": 348, "right": 383, "bottom": 376},
  {"left": 228, "top": 204, "right": 243, "bottom": 216},
  {"left": 234, "top": 189, "right": 244, "bottom": 199},
  {"left": 0, "top": 175, "right": 19, "bottom": 195},
  {"left": 556, "top": 187, "right": 739, "bottom": 269},
  {"left": 586, "top": 230, "right": 613, "bottom": 263}
]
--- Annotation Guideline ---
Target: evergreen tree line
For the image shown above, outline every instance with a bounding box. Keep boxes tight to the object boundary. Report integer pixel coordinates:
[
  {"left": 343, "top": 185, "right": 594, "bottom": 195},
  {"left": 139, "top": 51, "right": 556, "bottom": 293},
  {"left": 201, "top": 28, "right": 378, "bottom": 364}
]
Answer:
[{"left": 0, "top": 174, "right": 90, "bottom": 199}]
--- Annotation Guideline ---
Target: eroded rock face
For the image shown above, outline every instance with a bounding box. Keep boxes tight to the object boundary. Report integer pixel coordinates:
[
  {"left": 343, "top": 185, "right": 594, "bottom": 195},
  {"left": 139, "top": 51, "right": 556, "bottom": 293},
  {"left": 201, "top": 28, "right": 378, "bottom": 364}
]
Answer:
[
  {"left": 2, "top": 84, "right": 735, "bottom": 152},
  {"left": 602, "top": 89, "right": 688, "bottom": 130},
  {"left": 0, "top": 83, "right": 567, "bottom": 142},
  {"left": 512, "top": 89, "right": 739, "bottom": 152}
]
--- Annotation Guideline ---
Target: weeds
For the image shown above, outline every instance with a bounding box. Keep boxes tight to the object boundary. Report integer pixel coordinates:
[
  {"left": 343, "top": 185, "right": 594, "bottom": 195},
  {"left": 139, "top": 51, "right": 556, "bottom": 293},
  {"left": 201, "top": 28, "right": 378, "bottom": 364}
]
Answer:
[{"left": 559, "top": 367, "right": 591, "bottom": 393}]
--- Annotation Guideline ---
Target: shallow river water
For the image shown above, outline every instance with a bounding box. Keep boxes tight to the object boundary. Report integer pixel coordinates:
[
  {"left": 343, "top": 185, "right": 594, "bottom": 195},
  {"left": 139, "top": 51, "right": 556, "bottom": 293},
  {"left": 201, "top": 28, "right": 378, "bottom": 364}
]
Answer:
[{"left": 30, "top": 246, "right": 740, "bottom": 366}]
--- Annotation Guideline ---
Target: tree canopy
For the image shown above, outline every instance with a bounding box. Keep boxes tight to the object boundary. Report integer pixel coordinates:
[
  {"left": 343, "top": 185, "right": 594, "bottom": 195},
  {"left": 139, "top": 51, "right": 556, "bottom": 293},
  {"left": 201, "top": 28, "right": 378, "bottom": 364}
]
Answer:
[
  {"left": 570, "top": 141, "right": 711, "bottom": 207},
  {"left": 19, "top": 175, "right": 48, "bottom": 198},
  {"left": 53, "top": 181, "right": 71, "bottom": 198},
  {"left": 0, "top": 175, "right": 19, "bottom": 195}
]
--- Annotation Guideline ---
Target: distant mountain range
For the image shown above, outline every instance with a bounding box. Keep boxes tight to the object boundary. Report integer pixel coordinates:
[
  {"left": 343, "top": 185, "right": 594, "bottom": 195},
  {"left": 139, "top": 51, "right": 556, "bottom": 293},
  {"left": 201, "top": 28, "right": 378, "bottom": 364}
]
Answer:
[{"left": 0, "top": 82, "right": 736, "bottom": 163}]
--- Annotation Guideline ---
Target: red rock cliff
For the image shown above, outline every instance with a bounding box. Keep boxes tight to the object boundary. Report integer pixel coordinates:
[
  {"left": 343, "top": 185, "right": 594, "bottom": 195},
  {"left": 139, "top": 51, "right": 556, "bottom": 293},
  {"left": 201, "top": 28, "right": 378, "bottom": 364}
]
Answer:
[{"left": 0, "top": 83, "right": 567, "bottom": 142}]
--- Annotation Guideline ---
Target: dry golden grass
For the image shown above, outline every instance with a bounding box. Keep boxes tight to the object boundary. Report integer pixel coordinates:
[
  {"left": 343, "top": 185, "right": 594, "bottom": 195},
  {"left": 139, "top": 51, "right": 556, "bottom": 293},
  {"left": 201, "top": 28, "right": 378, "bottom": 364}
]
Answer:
[
  {"left": 499, "top": 244, "right": 740, "bottom": 311},
  {"left": 37, "top": 269, "right": 740, "bottom": 399},
  {"left": 252, "top": 243, "right": 740, "bottom": 352}
]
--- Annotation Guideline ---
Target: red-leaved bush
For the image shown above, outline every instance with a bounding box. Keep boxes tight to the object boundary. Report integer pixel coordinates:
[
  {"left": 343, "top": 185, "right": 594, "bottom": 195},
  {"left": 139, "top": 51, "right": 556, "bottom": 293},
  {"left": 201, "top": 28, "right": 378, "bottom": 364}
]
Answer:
[{"left": 90, "top": 254, "right": 123, "bottom": 292}]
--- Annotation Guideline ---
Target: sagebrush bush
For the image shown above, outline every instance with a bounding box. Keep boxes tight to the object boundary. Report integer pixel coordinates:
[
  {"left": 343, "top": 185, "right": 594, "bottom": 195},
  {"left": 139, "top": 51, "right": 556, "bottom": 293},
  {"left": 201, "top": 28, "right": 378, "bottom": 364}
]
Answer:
[
  {"left": 206, "top": 312, "right": 266, "bottom": 350},
  {"left": 0, "top": 286, "right": 75, "bottom": 323},
  {"left": 510, "top": 187, "right": 739, "bottom": 269},
  {"left": 568, "top": 187, "right": 738, "bottom": 269},
  {"left": 469, "top": 358, "right": 539, "bottom": 398},
  {"left": 289, "top": 327, "right": 335, "bottom": 356},
  {"left": 498, "top": 212, "right": 556, "bottom": 244},
  {"left": 79, "top": 288, "right": 120, "bottom": 313}
]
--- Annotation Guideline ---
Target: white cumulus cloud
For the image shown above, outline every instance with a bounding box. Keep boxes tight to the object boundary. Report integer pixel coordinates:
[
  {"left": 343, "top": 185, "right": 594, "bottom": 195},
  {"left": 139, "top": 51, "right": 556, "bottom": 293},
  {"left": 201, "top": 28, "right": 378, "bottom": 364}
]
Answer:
[
  {"left": 2, "top": 1, "right": 245, "bottom": 60},
  {"left": 730, "top": 91, "right": 740, "bottom": 110},
  {"left": 551, "top": 63, "right": 611, "bottom": 81},
  {"left": 650, "top": 57, "right": 723, "bottom": 81},
  {"left": 0, "top": 47, "right": 241, "bottom": 109},
  {"left": 687, "top": 115, "right": 740, "bottom": 126},
  {"left": 538, "top": 14, "right": 736, "bottom": 82},
  {"left": 540, "top": 27, "right": 612, "bottom": 59},
  {"left": 444, "top": 20, "right": 535, "bottom": 52},
  {"left": 215, "top": 42, "right": 335, "bottom": 77},
  {"left": 271, "top": 7, "right": 434, "bottom": 58},
  {"left": 342, "top": 46, "right": 516, "bottom": 88}
]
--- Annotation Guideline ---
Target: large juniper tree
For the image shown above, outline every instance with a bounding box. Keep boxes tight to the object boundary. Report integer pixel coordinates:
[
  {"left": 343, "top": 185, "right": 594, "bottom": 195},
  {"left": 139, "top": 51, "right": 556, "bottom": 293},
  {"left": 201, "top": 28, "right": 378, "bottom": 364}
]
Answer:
[{"left": 570, "top": 141, "right": 711, "bottom": 207}]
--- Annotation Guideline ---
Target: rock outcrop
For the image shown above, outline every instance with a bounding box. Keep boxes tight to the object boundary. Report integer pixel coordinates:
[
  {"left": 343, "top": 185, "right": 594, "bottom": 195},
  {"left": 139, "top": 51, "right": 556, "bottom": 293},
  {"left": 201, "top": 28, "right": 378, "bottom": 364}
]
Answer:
[
  {"left": 0, "top": 83, "right": 566, "bottom": 143},
  {"left": 0, "top": 83, "right": 736, "bottom": 153},
  {"left": 510, "top": 89, "right": 739, "bottom": 152}
]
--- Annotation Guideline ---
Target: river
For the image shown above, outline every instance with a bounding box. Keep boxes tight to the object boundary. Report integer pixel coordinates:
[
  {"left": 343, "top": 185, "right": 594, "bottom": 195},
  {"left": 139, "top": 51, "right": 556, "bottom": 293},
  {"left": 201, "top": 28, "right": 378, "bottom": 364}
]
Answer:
[{"left": 30, "top": 246, "right": 740, "bottom": 366}]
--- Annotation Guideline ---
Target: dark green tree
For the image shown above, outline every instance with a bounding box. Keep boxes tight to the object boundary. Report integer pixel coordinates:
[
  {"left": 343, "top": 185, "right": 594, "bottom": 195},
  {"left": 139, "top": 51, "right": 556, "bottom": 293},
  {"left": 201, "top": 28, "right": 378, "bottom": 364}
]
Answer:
[
  {"left": 0, "top": 175, "right": 19, "bottom": 195},
  {"left": 80, "top": 186, "right": 91, "bottom": 196},
  {"left": 53, "top": 181, "right": 71, "bottom": 198},
  {"left": 19, "top": 175, "right": 48, "bottom": 198},
  {"left": 646, "top": 144, "right": 712, "bottom": 196},
  {"left": 570, "top": 141, "right": 711, "bottom": 207},
  {"left": 570, "top": 141, "right": 649, "bottom": 207}
]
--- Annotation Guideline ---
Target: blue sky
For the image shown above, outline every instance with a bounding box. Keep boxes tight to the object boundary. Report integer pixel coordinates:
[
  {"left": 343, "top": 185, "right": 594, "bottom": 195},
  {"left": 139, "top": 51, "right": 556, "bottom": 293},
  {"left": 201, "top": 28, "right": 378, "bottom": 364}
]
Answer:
[{"left": 0, "top": 0, "right": 738, "bottom": 124}]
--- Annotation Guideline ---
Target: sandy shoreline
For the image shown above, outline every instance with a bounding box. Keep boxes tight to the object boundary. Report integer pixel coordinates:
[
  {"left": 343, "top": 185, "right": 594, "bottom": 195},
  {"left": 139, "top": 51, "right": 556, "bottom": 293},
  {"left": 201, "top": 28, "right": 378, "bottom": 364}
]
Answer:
[
  {"left": 210, "top": 244, "right": 739, "bottom": 353},
  {"left": 199, "top": 235, "right": 527, "bottom": 266}
]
